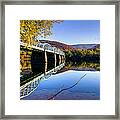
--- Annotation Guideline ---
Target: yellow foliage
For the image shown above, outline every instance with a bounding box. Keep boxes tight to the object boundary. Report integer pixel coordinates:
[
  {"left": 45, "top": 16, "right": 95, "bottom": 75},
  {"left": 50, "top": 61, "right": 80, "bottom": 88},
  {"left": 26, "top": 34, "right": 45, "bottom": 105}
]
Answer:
[{"left": 20, "top": 20, "right": 62, "bottom": 46}]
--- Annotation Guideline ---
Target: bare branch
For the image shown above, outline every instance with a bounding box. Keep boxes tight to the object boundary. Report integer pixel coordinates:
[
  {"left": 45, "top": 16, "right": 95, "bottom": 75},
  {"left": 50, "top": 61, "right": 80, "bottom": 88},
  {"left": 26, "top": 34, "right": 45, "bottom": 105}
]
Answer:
[{"left": 48, "top": 74, "right": 87, "bottom": 100}]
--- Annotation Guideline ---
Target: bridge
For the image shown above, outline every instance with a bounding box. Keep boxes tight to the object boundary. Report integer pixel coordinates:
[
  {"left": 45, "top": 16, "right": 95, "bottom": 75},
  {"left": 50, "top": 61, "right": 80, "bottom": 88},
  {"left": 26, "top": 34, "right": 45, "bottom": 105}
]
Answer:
[
  {"left": 20, "top": 62, "right": 65, "bottom": 99},
  {"left": 20, "top": 41, "right": 66, "bottom": 98},
  {"left": 20, "top": 42, "right": 65, "bottom": 65}
]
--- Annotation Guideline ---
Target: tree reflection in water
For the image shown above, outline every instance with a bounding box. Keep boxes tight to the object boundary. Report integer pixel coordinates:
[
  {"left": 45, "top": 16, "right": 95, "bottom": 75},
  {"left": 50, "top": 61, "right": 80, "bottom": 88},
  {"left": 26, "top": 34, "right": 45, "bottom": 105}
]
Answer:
[{"left": 56, "top": 61, "right": 100, "bottom": 75}]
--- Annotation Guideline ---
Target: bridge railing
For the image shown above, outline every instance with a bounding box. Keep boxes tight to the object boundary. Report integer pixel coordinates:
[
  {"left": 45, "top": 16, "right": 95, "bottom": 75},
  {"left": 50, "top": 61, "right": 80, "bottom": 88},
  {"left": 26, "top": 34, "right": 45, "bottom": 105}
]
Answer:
[
  {"left": 20, "top": 73, "right": 44, "bottom": 99},
  {"left": 20, "top": 41, "right": 65, "bottom": 56}
]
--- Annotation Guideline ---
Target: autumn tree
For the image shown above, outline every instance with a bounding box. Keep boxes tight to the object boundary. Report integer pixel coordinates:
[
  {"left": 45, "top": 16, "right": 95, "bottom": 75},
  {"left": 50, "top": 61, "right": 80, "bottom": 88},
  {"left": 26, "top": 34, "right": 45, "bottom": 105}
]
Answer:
[{"left": 20, "top": 20, "right": 62, "bottom": 46}]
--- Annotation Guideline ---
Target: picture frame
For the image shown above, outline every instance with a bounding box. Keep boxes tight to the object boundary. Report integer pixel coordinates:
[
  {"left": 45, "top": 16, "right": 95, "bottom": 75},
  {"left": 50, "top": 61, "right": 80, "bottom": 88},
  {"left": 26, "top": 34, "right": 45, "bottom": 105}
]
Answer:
[{"left": 0, "top": 0, "right": 119, "bottom": 119}]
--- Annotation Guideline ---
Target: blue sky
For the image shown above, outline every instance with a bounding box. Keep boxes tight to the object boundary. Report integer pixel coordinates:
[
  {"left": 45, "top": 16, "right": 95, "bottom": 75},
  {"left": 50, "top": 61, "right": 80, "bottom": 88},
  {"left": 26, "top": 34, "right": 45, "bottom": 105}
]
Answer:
[{"left": 38, "top": 20, "right": 100, "bottom": 45}]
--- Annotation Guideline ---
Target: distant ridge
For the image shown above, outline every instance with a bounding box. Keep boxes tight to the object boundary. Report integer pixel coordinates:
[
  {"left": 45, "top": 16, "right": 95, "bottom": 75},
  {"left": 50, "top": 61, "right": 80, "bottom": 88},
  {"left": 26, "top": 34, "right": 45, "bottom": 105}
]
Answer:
[
  {"left": 72, "top": 44, "right": 100, "bottom": 50},
  {"left": 39, "top": 40, "right": 100, "bottom": 51}
]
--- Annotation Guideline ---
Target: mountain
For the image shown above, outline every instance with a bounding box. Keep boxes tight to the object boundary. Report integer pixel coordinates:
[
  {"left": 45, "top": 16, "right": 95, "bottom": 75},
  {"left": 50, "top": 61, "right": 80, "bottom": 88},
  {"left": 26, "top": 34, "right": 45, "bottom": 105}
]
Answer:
[
  {"left": 39, "top": 40, "right": 76, "bottom": 51},
  {"left": 72, "top": 44, "right": 100, "bottom": 50},
  {"left": 39, "top": 40, "right": 100, "bottom": 51}
]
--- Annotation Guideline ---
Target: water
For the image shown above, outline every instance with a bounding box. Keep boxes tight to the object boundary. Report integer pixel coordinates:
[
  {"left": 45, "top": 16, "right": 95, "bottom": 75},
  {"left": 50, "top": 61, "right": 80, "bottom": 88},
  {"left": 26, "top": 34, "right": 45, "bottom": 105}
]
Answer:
[{"left": 21, "top": 69, "right": 100, "bottom": 100}]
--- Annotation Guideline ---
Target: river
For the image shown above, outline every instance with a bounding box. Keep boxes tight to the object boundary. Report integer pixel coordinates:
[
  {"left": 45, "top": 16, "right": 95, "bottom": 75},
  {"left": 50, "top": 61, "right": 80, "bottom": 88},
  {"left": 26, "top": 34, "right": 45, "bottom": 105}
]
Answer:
[{"left": 21, "top": 62, "right": 100, "bottom": 100}]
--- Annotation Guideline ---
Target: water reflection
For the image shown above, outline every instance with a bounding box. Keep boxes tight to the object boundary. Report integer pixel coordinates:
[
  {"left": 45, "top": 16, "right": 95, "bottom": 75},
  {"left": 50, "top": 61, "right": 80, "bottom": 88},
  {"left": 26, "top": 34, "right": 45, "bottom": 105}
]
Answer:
[
  {"left": 66, "top": 61, "right": 100, "bottom": 71},
  {"left": 20, "top": 59, "right": 100, "bottom": 100},
  {"left": 21, "top": 70, "right": 100, "bottom": 100},
  {"left": 20, "top": 62, "right": 65, "bottom": 98}
]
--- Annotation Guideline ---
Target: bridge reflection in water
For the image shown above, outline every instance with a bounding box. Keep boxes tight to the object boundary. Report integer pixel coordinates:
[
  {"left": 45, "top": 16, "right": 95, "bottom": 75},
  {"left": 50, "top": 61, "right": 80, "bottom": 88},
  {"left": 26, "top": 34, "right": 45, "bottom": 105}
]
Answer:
[
  {"left": 20, "top": 62, "right": 65, "bottom": 99},
  {"left": 20, "top": 42, "right": 65, "bottom": 99}
]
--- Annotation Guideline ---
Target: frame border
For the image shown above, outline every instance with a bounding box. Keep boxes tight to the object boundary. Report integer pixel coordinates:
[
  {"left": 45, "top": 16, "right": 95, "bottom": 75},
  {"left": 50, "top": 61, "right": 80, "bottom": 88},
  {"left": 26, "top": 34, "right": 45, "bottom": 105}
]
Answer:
[{"left": 0, "top": 0, "right": 119, "bottom": 119}]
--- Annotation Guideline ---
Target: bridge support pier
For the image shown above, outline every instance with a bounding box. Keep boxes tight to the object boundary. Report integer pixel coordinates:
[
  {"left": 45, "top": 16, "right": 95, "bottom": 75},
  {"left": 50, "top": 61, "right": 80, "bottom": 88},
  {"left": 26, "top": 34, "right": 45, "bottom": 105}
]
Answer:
[
  {"left": 45, "top": 51, "right": 47, "bottom": 63},
  {"left": 54, "top": 53, "right": 56, "bottom": 67},
  {"left": 63, "top": 56, "right": 64, "bottom": 62},
  {"left": 59, "top": 55, "right": 62, "bottom": 65},
  {"left": 45, "top": 63, "right": 47, "bottom": 75}
]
